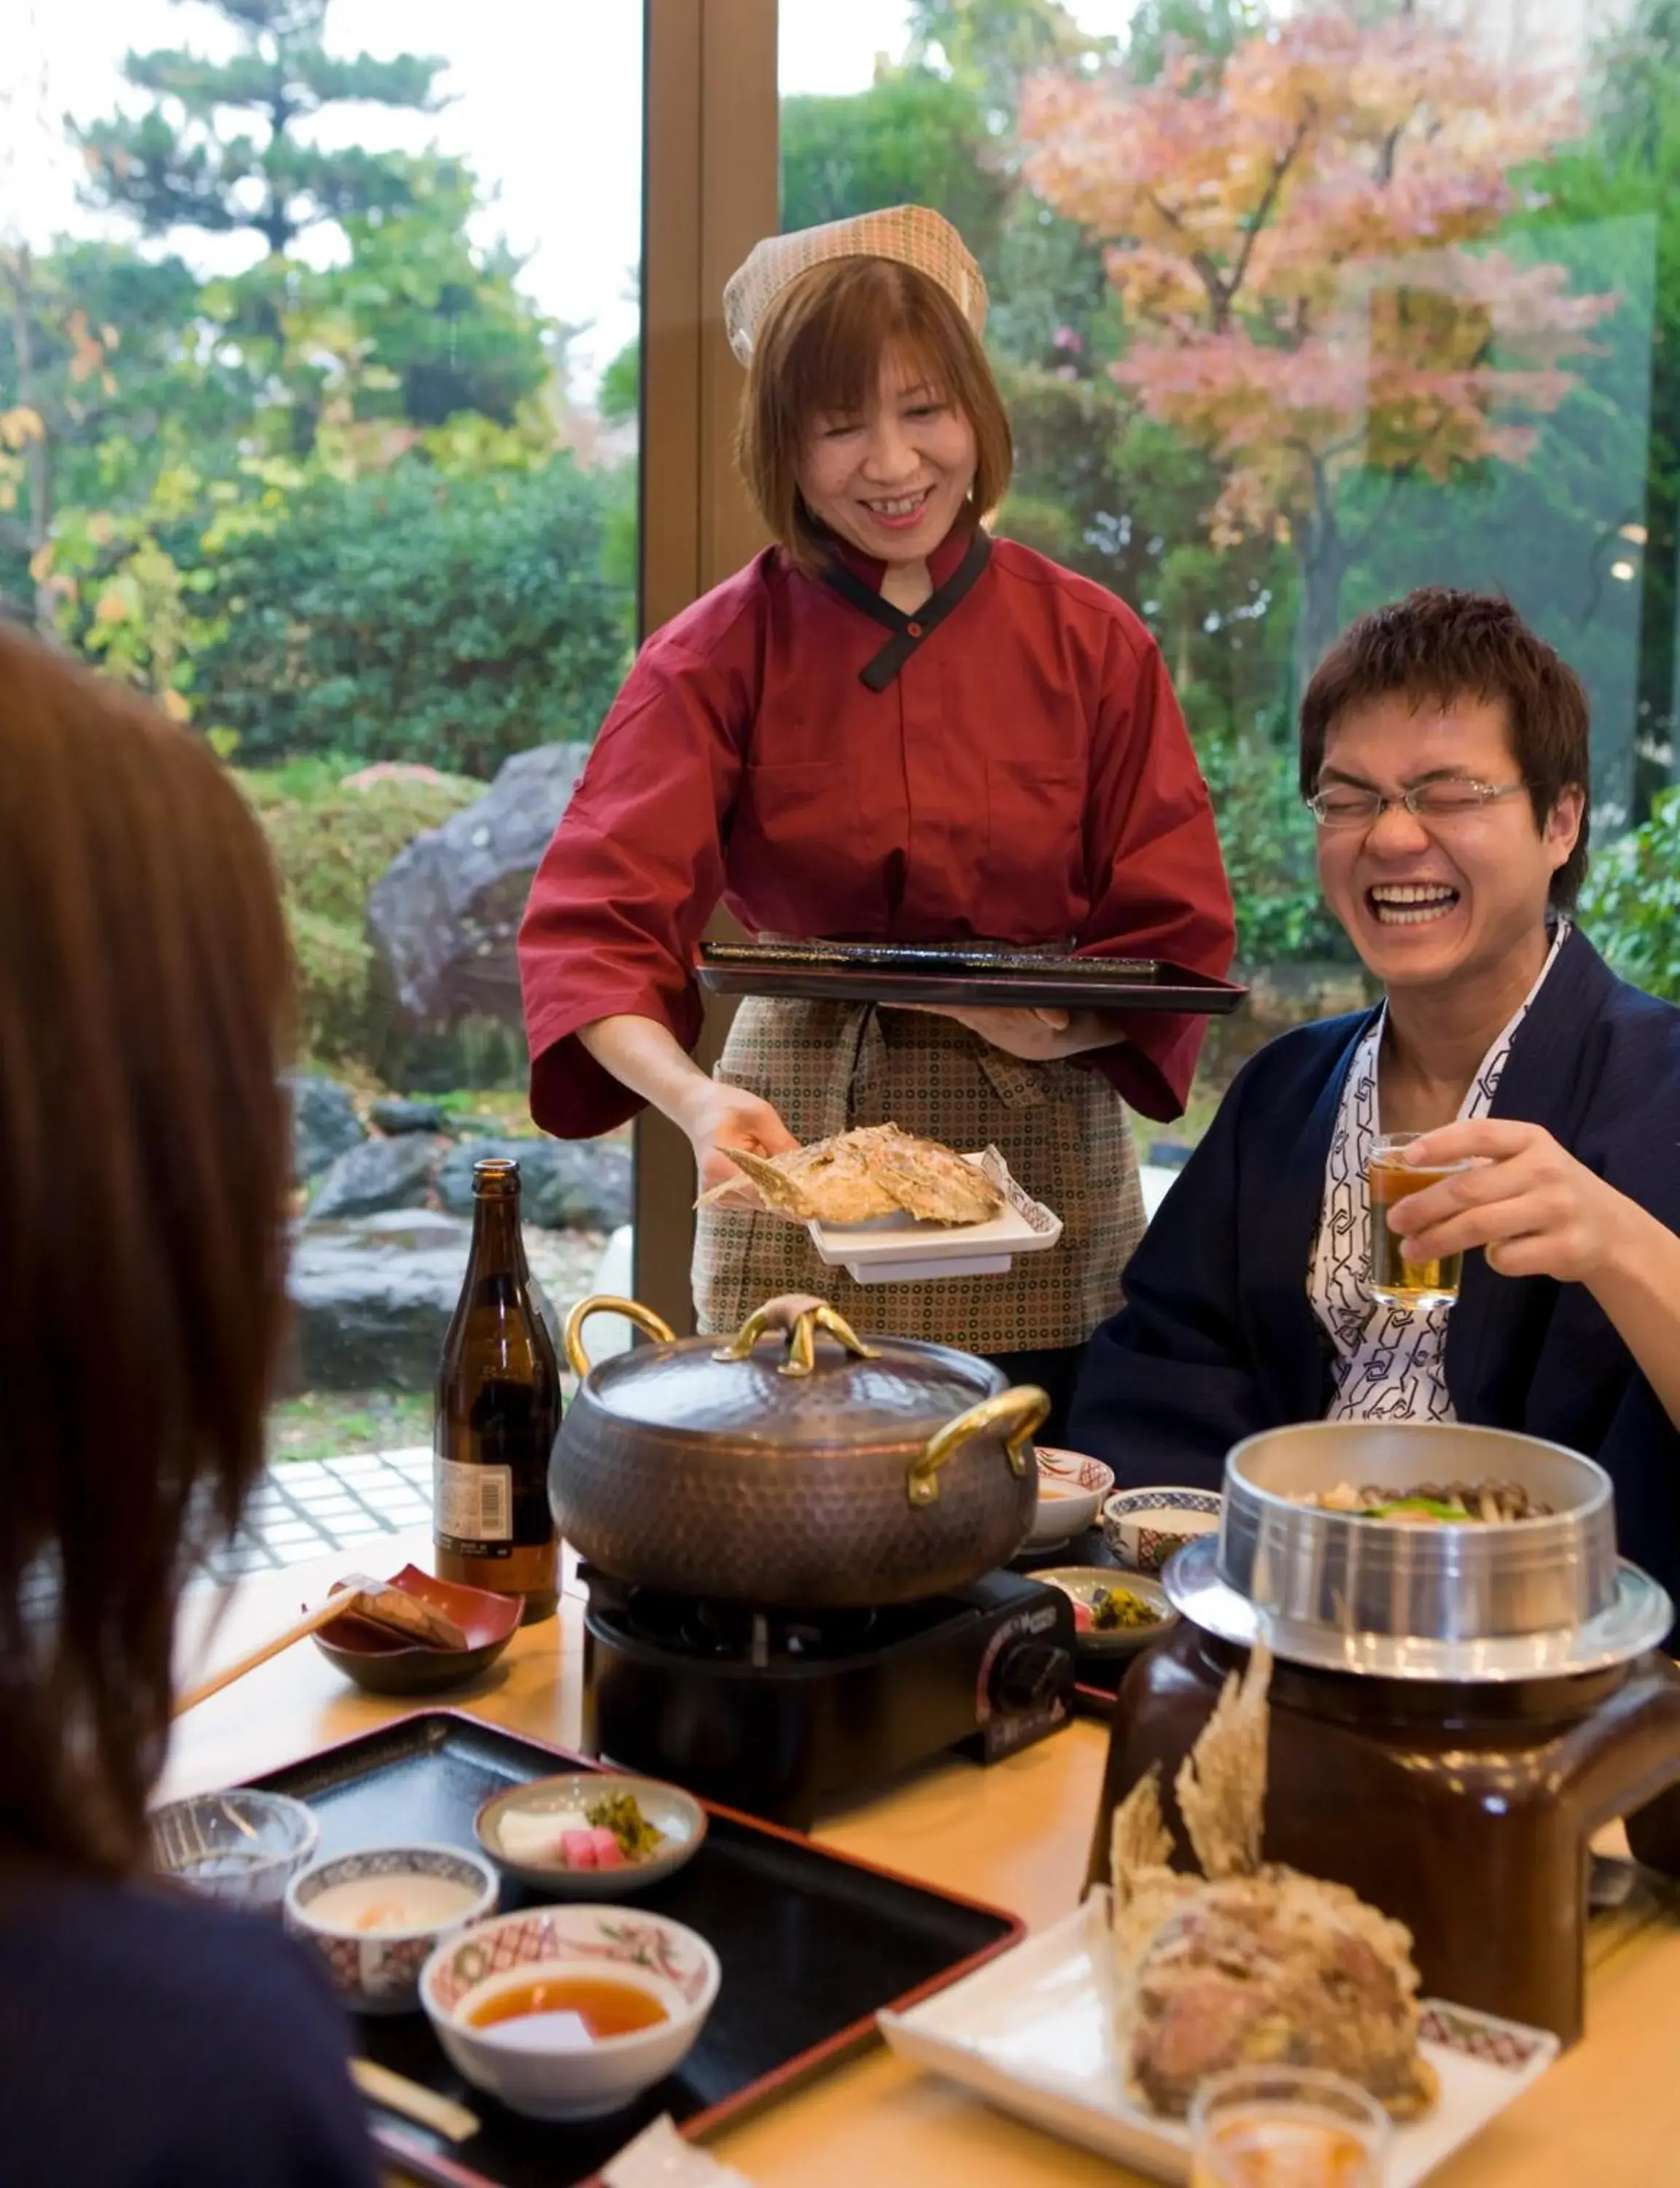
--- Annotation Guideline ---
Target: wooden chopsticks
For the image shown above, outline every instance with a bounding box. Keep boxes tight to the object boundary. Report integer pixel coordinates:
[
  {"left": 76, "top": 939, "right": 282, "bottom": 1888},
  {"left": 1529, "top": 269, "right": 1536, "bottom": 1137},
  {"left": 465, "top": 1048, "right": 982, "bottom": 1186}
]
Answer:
[{"left": 172, "top": 1594, "right": 359, "bottom": 1716}]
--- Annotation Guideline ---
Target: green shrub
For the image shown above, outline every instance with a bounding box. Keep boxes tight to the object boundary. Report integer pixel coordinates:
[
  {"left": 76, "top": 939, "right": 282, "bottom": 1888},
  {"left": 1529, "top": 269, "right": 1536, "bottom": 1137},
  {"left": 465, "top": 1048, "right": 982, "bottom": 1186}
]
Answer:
[
  {"left": 241, "top": 765, "right": 481, "bottom": 926},
  {"left": 287, "top": 905, "right": 375, "bottom": 1066},
  {"left": 1579, "top": 786, "right": 1680, "bottom": 1001},
  {"left": 236, "top": 759, "right": 482, "bottom": 1067},
  {"left": 196, "top": 457, "right": 632, "bottom": 775},
  {"left": 1198, "top": 734, "right": 1356, "bottom": 967}
]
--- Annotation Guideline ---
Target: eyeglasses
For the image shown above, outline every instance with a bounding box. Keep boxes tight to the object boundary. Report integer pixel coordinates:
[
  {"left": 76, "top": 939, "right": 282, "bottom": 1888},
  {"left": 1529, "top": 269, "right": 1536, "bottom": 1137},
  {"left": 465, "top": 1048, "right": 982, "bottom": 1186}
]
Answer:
[{"left": 1305, "top": 779, "right": 1533, "bottom": 829}]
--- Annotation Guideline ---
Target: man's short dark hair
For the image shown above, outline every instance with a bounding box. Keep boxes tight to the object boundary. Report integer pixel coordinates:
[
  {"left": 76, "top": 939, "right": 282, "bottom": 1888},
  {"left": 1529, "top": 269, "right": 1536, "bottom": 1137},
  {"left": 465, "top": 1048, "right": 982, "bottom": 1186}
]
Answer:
[{"left": 1299, "top": 589, "right": 1590, "bottom": 909}]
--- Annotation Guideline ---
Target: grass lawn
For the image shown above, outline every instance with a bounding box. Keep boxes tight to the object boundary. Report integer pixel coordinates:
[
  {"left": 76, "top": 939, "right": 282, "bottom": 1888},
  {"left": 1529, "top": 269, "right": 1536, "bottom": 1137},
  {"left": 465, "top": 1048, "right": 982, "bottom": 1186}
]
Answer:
[{"left": 268, "top": 1389, "right": 433, "bottom": 1462}]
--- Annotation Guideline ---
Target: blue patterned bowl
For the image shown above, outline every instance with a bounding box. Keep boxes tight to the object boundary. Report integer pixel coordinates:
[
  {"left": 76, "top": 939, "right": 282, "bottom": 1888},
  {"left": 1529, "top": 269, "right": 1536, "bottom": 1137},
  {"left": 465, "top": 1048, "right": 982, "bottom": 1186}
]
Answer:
[
  {"left": 285, "top": 1843, "right": 499, "bottom": 2015},
  {"left": 1100, "top": 1486, "right": 1223, "bottom": 1575}
]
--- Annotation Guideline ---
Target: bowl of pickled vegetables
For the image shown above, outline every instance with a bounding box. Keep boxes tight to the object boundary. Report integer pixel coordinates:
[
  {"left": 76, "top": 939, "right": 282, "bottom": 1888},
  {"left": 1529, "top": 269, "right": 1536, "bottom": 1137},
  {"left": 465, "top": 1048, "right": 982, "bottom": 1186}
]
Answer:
[{"left": 1035, "top": 1567, "right": 1175, "bottom": 1658}]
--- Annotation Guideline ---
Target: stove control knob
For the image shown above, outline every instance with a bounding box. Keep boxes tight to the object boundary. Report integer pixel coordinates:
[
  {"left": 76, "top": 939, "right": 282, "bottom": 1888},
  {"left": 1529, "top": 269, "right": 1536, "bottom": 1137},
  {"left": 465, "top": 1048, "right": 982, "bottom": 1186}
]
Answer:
[{"left": 990, "top": 1640, "right": 1071, "bottom": 1715}]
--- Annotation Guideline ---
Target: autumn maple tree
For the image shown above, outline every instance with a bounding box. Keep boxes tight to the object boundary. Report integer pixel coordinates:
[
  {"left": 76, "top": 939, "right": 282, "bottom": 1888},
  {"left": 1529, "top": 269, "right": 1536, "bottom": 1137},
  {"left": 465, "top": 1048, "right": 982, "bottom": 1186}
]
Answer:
[{"left": 1018, "top": 9, "right": 1617, "bottom": 673}]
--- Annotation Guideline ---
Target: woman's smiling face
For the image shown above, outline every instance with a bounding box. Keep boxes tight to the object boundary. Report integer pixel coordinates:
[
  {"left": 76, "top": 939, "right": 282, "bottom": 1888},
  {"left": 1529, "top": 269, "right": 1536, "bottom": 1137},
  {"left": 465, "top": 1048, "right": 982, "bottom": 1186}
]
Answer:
[
  {"left": 796, "top": 347, "right": 978, "bottom": 565},
  {"left": 1313, "top": 691, "right": 1583, "bottom": 993}
]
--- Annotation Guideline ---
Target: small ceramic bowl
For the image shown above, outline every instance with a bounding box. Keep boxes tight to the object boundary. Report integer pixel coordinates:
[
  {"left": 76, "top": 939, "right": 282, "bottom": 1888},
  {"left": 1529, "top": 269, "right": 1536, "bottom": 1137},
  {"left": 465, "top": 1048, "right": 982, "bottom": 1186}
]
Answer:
[
  {"left": 149, "top": 1788, "right": 319, "bottom": 1916},
  {"left": 284, "top": 1843, "right": 499, "bottom": 2014},
  {"left": 1020, "top": 1449, "right": 1116, "bottom": 1551},
  {"left": 312, "top": 1564, "right": 521, "bottom": 1696},
  {"left": 475, "top": 1773, "right": 707, "bottom": 1898},
  {"left": 420, "top": 1903, "right": 721, "bottom": 2121},
  {"left": 1033, "top": 1567, "right": 1176, "bottom": 1659},
  {"left": 1100, "top": 1486, "right": 1223, "bottom": 1575}
]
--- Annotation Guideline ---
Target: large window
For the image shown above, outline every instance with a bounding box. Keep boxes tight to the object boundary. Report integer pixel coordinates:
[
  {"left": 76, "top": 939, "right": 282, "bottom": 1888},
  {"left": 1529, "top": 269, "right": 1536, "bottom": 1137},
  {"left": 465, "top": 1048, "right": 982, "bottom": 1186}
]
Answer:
[
  {"left": 2, "top": 0, "right": 643, "bottom": 1451},
  {"left": 779, "top": 0, "right": 1676, "bottom": 1148},
  {"left": 9, "top": 0, "right": 1679, "bottom": 1430}
]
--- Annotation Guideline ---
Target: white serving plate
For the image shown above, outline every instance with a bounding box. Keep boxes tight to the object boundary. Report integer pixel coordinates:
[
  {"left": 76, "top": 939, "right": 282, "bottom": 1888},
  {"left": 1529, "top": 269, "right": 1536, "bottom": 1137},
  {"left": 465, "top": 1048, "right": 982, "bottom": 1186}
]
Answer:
[
  {"left": 806, "top": 1147, "right": 1062, "bottom": 1284},
  {"left": 879, "top": 1893, "right": 1556, "bottom": 2186}
]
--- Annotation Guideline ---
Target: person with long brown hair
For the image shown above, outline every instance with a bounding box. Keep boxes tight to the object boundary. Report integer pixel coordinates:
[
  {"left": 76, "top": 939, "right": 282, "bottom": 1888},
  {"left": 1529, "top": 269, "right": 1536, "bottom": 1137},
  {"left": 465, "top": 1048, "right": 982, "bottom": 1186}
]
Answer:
[
  {"left": 519, "top": 208, "right": 1234, "bottom": 1428},
  {"left": 0, "top": 623, "right": 376, "bottom": 2184}
]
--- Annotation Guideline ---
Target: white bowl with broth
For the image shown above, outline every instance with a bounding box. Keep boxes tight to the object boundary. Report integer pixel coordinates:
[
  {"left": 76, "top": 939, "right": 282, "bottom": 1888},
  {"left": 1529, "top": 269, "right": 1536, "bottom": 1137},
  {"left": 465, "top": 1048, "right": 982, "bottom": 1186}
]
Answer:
[
  {"left": 1021, "top": 1449, "right": 1116, "bottom": 1549},
  {"left": 421, "top": 1903, "right": 721, "bottom": 2120},
  {"left": 284, "top": 1843, "right": 498, "bottom": 2014}
]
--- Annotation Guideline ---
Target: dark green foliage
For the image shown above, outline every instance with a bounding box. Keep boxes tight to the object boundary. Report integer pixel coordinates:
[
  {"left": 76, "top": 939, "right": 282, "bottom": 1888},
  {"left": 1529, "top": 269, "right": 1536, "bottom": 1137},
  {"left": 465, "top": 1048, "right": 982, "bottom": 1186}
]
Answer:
[
  {"left": 198, "top": 461, "right": 632, "bottom": 775},
  {"left": 1579, "top": 785, "right": 1680, "bottom": 1000},
  {"left": 1197, "top": 738, "right": 1354, "bottom": 966},
  {"left": 598, "top": 340, "right": 639, "bottom": 427},
  {"left": 781, "top": 72, "right": 1009, "bottom": 260}
]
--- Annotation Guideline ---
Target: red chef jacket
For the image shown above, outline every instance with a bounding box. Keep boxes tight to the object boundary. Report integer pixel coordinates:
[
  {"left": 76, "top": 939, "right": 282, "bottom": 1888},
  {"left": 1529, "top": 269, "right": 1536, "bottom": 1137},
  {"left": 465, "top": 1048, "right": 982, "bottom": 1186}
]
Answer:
[{"left": 519, "top": 524, "right": 1235, "bottom": 1138}]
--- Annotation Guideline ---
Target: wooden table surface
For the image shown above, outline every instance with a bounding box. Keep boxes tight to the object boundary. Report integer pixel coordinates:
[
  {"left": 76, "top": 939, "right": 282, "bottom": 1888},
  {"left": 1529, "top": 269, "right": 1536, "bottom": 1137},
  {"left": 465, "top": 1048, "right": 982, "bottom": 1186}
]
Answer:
[{"left": 164, "top": 1535, "right": 1680, "bottom": 2187}]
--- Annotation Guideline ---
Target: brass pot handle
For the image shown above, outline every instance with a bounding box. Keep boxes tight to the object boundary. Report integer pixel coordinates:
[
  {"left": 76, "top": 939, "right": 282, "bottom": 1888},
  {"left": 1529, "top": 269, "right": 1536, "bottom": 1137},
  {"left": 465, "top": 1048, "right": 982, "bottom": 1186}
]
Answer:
[
  {"left": 564, "top": 1295, "right": 676, "bottom": 1378},
  {"left": 712, "top": 1292, "right": 882, "bottom": 1378},
  {"left": 906, "top": 1385, "right": 1050, "bottom": 1508}
]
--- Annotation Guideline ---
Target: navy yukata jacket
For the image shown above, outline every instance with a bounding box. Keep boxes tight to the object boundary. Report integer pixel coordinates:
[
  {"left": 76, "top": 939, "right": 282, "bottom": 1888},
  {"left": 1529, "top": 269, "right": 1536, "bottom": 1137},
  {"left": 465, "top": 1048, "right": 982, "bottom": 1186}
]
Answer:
[{"left": 1068, "top": 927, "right": 1680, "bottom": 1612}]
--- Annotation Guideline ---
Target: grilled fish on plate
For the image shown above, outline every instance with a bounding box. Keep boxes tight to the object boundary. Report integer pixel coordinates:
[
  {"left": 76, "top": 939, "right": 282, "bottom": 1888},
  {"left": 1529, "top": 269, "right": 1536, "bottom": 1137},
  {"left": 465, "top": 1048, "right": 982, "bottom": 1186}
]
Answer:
[{"left": 704, "top": 1124, "right": 1004, "bottom": 1228}]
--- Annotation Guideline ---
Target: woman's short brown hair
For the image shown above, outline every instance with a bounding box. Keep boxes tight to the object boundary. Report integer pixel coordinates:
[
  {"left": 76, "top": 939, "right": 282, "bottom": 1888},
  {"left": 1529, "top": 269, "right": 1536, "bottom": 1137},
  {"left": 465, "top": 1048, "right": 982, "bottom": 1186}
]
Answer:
[
  {"left": 735, "top": 255, "right": 1013, "bottom": 571},
  {"left": 1299, "top": 588, "right": 1592, "bottom": 909},
  {"left": 0, "top": 623, "right": 293, "bottom": 1874}
]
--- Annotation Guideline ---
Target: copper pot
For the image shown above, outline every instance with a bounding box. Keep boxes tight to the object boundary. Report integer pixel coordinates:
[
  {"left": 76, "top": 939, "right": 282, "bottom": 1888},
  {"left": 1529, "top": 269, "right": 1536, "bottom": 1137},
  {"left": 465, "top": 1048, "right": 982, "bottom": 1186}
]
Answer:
[{"left": 551, "top": 1292, "right": 1048, "bottom": 1609}]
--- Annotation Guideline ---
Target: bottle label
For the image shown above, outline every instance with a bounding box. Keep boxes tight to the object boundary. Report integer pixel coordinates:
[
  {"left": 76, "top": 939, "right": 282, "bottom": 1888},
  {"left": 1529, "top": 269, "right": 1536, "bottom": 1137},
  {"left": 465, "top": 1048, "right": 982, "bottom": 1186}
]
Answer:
[{"left": 435, "top": 1456, "right": 513, "bottom": 1554}]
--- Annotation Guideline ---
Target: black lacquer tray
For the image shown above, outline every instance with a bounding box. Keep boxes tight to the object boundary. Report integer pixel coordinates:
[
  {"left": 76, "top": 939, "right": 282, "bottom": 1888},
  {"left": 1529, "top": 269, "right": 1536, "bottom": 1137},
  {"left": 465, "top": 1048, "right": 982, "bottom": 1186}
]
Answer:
[
  {"left": 252, "top": 1712, "right": 1021, "bottom": 2188},
  {"left": 696, "top": 939, "right": 1246, "bottom": 1015}
]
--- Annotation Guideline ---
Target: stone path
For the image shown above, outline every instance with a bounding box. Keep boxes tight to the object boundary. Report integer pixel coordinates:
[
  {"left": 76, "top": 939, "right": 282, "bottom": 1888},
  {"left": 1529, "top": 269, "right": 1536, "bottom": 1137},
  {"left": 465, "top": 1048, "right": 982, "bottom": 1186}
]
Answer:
[{"left": 204, "top": 1447, "right": 434, "bottom": 1582}]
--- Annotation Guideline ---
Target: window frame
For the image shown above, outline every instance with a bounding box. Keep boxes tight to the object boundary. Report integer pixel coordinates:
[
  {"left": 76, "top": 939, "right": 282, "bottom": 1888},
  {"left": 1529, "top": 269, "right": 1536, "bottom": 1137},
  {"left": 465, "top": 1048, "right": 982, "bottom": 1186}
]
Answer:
[{"left": 632, "top": 0, "right": 778, "bottom": 1334}]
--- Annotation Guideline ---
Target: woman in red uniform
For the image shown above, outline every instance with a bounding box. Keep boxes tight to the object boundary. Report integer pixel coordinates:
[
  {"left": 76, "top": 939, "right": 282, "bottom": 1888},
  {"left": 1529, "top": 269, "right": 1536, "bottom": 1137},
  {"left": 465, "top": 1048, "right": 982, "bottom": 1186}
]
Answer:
[{"left": 519, "top": 207, "right": 1234, "bottom": 1434}]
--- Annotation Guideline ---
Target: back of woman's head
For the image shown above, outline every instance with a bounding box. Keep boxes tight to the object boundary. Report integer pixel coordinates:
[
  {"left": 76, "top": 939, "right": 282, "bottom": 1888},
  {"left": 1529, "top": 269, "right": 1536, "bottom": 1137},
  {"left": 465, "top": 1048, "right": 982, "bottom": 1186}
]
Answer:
[{"left": 0, "top": 623, "right": 292, "bottom": 1874}]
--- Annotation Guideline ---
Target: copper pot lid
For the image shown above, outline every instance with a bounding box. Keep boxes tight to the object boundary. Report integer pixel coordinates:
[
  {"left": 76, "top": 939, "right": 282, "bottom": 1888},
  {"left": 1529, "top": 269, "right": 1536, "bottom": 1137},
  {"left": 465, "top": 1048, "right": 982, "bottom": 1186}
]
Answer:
[
  {"left": 564, "top": 1292, "right": 999, "bottom": 1446},
  {"left": 1164, "top": 1534, "right": 1672, "bottom": 1683}
]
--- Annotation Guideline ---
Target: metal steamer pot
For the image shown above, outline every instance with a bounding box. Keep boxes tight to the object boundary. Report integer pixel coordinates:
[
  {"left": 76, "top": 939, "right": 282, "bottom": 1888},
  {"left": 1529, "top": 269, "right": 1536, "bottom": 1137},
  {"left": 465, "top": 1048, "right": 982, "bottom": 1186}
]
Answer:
[
  {"left": 551, "top": 1292, "right": 1048, "bottom": 1610},
  {"left": 1163, "top": 1419, "right": 1673, "bottom": 1680}
]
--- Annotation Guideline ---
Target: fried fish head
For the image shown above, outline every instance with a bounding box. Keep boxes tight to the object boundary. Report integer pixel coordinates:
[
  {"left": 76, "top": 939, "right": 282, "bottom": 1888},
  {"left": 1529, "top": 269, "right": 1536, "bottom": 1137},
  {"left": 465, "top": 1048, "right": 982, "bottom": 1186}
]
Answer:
[
  {"left": 1119, "top": 1868, "right": 1436, "bottom": 2122},
  {"left": 1106, "top": 1645, "right": 1436, "bottom": 2127},
  {"left": 717, "top": 1144, "right": 818, "bottom": 1220}
]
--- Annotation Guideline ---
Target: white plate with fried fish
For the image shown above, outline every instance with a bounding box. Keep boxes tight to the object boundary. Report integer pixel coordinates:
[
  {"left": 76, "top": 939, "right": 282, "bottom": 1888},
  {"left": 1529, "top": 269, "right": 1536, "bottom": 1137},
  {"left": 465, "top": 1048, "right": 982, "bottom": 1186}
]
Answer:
[
  {"left": 808, "top": 1148, "right": 1062, "bottom": 1282},
  {"left": 709, "top": 1128, "right": 1062, "bottom": 1283},
  {"left": 881, "top": 1647, "right": 1556, "bottom": 2181},
  {"left": 879, "top": 1894, "right": 1555, "bottom": 2185}
]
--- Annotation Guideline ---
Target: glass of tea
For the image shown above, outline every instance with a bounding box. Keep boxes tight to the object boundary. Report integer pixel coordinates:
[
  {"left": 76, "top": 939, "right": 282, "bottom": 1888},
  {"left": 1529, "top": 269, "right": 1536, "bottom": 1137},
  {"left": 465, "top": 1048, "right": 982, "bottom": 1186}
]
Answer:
[
  {"left": 1367, "top": 1130, "right": 1473, "bottom": 1308},
  {"left": 1189, "top": 2066, "right": 1391, "bottom": 2187}
]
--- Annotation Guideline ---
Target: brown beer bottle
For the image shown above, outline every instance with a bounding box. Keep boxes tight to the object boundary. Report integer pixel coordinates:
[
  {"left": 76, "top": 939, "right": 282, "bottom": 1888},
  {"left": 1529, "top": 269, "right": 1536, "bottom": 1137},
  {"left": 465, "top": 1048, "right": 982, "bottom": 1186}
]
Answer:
[{"left": 434, "top": 1156, "right": 560, "bottom": 1623}]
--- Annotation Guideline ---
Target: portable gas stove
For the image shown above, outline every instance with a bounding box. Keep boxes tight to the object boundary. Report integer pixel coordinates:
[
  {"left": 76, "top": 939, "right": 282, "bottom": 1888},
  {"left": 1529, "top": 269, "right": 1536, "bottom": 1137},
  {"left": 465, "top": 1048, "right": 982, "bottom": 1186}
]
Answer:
[{"left": 580, "top": 1565, "right": 1076, "bottom": 1828}]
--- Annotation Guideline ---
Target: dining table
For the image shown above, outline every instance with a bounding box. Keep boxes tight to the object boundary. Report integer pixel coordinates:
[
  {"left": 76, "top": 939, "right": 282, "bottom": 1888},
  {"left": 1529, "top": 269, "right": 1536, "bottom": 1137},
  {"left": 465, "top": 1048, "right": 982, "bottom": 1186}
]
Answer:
[{"left": 164, "top": 1529, "right": 1680, "bottom": 2187}]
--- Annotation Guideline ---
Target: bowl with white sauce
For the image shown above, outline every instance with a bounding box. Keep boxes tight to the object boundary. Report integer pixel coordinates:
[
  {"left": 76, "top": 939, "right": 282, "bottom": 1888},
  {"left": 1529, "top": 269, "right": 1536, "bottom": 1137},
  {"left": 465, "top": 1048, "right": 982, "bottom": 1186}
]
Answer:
[{"left": 284, "top": 1842, "right": 499, "bottom": 2013}]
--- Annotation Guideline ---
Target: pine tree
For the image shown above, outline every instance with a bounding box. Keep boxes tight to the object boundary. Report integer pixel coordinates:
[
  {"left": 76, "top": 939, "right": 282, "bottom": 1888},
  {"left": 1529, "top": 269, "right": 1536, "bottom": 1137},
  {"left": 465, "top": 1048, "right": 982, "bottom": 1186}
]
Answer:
[{"left": 72, "top": 0, "right": 452, "bottom": 257}]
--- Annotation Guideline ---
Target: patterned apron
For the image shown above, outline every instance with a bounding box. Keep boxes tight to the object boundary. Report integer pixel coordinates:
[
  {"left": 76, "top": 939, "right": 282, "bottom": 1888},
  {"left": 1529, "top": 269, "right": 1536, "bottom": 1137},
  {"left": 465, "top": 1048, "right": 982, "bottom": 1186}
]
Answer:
[{"left": 691, "top": 997, "right": 1144, "bottom": 1350}]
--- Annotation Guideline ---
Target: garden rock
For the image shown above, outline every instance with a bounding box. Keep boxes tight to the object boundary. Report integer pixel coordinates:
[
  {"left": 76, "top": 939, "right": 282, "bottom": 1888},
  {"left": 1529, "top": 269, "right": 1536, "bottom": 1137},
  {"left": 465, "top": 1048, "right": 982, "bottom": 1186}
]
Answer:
[
  {"left": 285, "top": 1072, "right": 366, "bottom": 1183},
  {"left": 281, "top": 1211, "right": 608, "bottom": 1392},
  {"left": 307, "top": 1133, "right": 449, "bottom": 1221},
  {"left": 436, "top": 1136, "right": 631, "bottom": 1232},
  {"left": 369, "top": 1096, "right": 448, "bottom": 1136},
  {"left": 365, "top": 742, "right": 592, "bottom": 1087}
]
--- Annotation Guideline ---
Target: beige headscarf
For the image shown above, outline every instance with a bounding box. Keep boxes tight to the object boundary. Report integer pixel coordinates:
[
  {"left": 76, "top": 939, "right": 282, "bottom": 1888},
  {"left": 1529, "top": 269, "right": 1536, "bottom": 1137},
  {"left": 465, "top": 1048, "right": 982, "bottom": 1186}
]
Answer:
[{"left": 723, "top": 205, "right": 989, "bottom": 365}]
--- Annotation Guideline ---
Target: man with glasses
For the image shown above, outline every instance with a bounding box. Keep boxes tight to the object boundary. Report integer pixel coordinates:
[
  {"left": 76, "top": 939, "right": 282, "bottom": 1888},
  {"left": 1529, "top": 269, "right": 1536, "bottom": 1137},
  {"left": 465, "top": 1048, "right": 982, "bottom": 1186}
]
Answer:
[{"left": 1070, "top": 589, "right": 1680, "bottom": 1597}]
